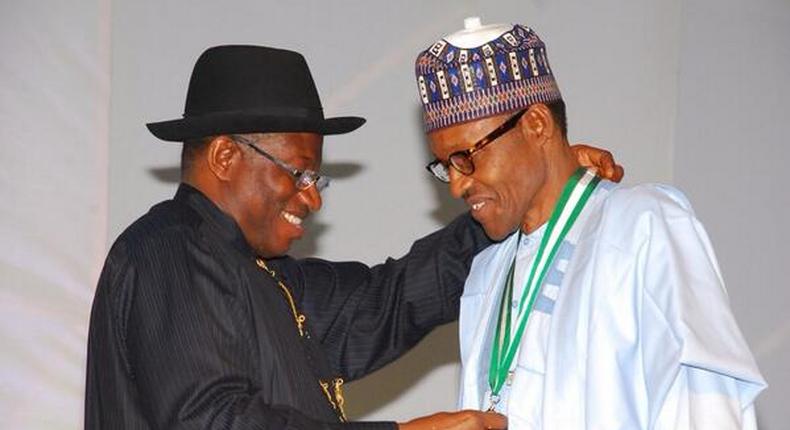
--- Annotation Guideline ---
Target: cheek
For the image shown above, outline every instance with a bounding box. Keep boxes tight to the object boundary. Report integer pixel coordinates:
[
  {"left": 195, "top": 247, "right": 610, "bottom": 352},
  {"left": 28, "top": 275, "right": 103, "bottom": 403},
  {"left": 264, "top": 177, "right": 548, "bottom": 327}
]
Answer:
[
  {"left": 485, "top": 154, "right": 543, "bottom": 215},
  {"left": 236, "top": 172, "right": 290, "bottom": 229},
  {"left": 478, "top": 156, "right": 524, "bottom": 201},
  {"left": 249, "top": 170, "right": 291, "bottom": 206}
]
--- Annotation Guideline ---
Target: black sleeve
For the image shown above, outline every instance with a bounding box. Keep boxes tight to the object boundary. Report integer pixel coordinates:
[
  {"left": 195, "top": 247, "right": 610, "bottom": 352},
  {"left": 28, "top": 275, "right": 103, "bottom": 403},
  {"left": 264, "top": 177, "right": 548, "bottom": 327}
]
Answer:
[
  {"left": 292, "top": 212, "right": 491, "bottom": 381},
  {"left": 86, "top": 236, "right": 397, "bottom": 430}
]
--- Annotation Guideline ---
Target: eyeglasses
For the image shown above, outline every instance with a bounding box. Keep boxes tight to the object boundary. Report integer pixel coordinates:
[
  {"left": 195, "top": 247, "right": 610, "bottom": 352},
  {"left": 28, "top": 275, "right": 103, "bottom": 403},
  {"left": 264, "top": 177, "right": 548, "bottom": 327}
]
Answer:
[
  {"left": 425, "top": 109, "right": 527, "bottom": 183},
  {"left": 232, "top": 134, "right": 330, "bottom": 192}
]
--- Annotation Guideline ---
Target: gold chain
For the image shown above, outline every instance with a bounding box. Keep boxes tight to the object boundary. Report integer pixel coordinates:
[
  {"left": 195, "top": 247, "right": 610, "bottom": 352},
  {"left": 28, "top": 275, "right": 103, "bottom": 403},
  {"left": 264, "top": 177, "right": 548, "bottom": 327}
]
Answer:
[
  {"left": 319, "top": 378, "right": 348, "bottom": 422},
  {"left": 333, "top": 377, "right": 347, "bottom": 421},
  {"left": 255, "top": 258, "right": 347, "bottom": 421},
  {"left": 255, "top": 258, "right": 306, "bottom": 337}
]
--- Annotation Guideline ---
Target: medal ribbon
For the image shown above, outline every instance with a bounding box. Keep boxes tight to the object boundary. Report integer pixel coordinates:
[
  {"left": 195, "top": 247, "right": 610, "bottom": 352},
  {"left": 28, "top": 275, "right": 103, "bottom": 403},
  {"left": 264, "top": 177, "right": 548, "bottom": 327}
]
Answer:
[{"left": 488, "top": 168, "right": 600, "bottom": 401}]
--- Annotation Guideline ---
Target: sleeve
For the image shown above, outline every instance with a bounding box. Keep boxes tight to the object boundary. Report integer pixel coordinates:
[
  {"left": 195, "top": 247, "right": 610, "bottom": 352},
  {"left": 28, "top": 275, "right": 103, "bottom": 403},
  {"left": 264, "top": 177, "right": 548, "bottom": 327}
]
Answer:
[
  {"left": 116, "top": 238, "right": 396, "bottom": 430},
  {"left": 293, "top": 212, "right": 492, "bottom": 381},
  {"left": 637, "top": 186, "right": 767, "bottom": 429}
]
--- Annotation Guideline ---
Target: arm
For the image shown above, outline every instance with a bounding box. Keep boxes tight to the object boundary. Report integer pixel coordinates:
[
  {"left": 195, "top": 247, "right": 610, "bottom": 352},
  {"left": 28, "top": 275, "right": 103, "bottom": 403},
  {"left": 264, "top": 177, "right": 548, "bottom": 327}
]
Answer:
[
  {"left": 570, "top": 186, "right": 765, "bottom": 429},
  {"left": 284, "top": 144, "right": 617, "bottom": 381},
  {"left": 636, "top": 187, "right": 765, "bottom": 429},
  {"left": 286, "top": 212, "right": 491, "bottom": 381}
]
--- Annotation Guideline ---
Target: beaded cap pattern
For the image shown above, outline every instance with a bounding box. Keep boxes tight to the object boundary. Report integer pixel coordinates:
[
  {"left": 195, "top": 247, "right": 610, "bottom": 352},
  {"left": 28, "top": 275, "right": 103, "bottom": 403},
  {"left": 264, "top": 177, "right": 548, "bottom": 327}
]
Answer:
[{"left": 415, "top": 25, "right": 562, "bottom": 132}]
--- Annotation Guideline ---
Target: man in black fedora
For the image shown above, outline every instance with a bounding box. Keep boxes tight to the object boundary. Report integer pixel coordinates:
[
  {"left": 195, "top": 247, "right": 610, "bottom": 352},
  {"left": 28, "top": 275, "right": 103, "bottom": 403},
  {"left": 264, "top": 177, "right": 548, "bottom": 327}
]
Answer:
[{"left": 85, "top": 45, "right": 618, "bottom": 429}]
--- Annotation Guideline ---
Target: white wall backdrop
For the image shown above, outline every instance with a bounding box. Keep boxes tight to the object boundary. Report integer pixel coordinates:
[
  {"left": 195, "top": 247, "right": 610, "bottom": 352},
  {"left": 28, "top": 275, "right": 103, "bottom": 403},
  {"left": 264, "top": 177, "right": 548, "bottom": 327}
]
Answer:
[
  {"left": 672, "top": 1, "right": 790, "bottom": 429},
  {"left": 0, "top": 1, "right": 110, "bottom": 428},
  {"left": 1, "top": 1, "right": 788, "bottom": 429}
]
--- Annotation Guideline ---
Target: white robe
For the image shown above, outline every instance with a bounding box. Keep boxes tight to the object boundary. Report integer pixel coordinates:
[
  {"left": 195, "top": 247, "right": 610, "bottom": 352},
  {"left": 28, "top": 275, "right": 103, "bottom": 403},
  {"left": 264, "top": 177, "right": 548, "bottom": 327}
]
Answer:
[{"left": 458, "top": 181, "right": 766, "bottom": 429}]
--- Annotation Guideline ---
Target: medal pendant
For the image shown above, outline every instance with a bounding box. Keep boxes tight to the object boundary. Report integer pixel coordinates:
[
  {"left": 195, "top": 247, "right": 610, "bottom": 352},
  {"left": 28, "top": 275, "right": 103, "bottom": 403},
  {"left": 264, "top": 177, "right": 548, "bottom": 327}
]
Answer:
[{"left": 487, "top": 393, "right": 500, "bottom": 412}]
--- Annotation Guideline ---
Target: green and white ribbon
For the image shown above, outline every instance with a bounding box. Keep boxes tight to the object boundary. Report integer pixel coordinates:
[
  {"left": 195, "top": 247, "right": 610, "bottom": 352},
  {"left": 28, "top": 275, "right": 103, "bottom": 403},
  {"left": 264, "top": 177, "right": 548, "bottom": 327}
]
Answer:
[{"left": 488, "top": 168, "right": 600, "bottom": 409}]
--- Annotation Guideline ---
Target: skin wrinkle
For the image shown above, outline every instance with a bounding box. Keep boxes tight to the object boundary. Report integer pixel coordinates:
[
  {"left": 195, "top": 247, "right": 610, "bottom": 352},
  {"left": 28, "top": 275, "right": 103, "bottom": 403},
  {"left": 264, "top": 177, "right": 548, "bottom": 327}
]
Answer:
[
  {"left": 428, "top": 103, "right": 580, "bottom": 242},
  {"left": 184, "top": 133, "right": 324, "bottom": 258}
]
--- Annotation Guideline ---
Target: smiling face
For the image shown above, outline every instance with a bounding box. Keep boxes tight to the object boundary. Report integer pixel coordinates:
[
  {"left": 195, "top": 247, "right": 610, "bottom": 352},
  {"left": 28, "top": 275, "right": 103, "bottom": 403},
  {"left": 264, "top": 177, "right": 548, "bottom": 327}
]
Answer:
[
  {"left": 428, "top": 107, "right": 551, "bottom": 240},
  {"left": 224, "top": 132, "right": 324, "bottom": 257}
]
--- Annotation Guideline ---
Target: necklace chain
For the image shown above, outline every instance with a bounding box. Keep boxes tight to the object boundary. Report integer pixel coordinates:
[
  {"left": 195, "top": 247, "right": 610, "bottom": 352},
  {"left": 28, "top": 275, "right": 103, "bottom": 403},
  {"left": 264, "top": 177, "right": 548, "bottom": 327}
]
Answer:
[
  {"left": 256, "top": 258, "right": 306, "bottom": 336},
  {"left": 254, "top": 258, "right": 347, "bottom": 422}
]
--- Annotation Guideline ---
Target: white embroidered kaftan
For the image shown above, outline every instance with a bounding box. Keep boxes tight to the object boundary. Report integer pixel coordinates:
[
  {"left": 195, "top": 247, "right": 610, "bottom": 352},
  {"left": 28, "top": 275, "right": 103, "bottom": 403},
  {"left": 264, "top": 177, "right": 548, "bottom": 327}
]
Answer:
[{"left": 458, "top": 182, "right": 766, "bottom": 429}]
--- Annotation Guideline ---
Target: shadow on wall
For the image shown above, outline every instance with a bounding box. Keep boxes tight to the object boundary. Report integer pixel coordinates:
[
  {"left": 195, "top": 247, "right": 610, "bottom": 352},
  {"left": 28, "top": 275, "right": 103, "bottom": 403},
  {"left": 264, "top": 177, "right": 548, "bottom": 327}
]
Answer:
[
  {"left": 148, "top": 166, "right": 181, "bottom": 183},
  {"left": 148, "top": 162, "right": 364, "bottom": 258},
  {"left": 148, "top": 161, "right": 364, "bottom": 185}
]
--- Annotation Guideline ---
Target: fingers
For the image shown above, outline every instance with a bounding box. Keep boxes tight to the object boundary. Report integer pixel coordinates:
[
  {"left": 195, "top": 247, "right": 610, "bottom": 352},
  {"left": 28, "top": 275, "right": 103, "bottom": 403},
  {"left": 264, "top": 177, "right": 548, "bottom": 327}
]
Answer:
[
  {"left": 476, "top": 411, "right": 507, "bottom": 429},
  {"left": 399, "top": 410, "right": 507, "bottom": 430},
  {"left": 601, "top": 152, "right": 625, "bottom": 182},
  {"left": 456, "top": 410, "right": 507, "bottom": 430},
  {"left": 570, "top": 143, "right": 593, "bottom": 166},
  {"left": 569, "top": 143, "right": 625, "bottom": 182},
  {"left": 612, "top": 164, "right": 625, "bottom": 182},
  {"left": 594, "top": 150, "right": 625, "bottom": 182}
]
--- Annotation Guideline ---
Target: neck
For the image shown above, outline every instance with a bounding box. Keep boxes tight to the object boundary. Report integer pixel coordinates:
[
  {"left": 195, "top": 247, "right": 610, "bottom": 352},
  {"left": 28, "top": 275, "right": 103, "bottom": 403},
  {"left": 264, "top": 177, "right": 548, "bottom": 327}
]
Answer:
[
  {"left": 184, "top": 171, "right": 227, "bottom": 215},
  {"left": 521, "top": 144, "right": 580, "bottom": 234}
]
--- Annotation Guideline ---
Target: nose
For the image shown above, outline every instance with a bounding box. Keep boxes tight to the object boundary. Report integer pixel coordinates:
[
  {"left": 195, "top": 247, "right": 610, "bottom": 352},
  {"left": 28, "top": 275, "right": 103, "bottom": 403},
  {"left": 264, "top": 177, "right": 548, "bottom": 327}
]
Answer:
[
  {"left": 448, "top": 168, "right": 472, "bottom": 200},
  {"left": 298, "top": 184, "right": 323, "bottom": 212}
]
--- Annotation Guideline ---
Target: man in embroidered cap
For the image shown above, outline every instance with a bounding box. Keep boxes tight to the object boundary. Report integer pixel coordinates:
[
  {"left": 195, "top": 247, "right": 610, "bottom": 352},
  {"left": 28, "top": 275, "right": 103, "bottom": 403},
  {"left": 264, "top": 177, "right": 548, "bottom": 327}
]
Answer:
[
  {"left": 85, "top": 44, "right": 620, "bottom": 429},
  {"left": 415, "top": 18, "right": 765, "bottom": 429}
]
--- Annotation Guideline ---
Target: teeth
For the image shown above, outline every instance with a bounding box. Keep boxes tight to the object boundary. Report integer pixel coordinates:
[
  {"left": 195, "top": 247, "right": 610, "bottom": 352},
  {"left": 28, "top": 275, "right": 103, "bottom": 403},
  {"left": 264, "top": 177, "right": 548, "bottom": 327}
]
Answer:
[
  {"left": 282, "top": 211, "right": 303, "bottom": 225},
  {"left": 471, "top": 201, "right": 486, "bottom": 211}
]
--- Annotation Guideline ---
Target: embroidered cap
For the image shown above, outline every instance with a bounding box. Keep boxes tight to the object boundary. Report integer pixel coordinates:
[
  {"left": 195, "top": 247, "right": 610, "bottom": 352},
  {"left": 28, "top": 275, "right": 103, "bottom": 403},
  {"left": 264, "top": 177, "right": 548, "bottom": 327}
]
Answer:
[{"left": 415, "top": 18, "right": 562, "bottom": 132}]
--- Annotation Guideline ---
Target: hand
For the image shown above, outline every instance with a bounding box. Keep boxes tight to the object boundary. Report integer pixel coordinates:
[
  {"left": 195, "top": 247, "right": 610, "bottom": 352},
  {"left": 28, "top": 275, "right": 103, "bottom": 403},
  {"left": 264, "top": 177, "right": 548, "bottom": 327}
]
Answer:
[
  {"left": 570, "top": 143, "right": 625, "bottom": 182},
  {"left": 399, "top": 410, "right": 507, "bottom": 430}
]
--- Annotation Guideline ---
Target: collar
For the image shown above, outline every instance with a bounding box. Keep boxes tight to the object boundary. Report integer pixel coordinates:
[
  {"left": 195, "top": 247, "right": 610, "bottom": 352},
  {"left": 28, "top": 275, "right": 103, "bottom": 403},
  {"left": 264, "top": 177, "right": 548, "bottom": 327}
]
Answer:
[{"left": 173, "top": 183, "right": 257, "bottom": 258}]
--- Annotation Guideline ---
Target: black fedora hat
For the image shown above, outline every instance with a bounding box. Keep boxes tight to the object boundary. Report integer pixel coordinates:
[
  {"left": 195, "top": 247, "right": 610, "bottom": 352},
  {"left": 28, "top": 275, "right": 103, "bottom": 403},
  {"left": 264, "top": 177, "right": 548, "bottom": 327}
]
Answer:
[{"left": 147, "top": 45, "right": 365, "bottom": 142}]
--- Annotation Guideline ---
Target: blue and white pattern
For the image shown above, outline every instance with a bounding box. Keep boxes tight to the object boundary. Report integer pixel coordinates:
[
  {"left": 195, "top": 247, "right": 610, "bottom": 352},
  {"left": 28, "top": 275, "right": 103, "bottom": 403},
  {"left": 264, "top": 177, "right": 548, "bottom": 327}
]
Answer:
[{"left": 415, "top": 25, "right": 562, "bottom": 132}]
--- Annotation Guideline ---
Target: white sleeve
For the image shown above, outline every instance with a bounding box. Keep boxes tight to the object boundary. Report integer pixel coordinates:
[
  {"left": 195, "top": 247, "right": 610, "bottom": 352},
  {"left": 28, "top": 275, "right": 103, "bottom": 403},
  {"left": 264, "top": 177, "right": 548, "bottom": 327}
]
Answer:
[{"left": 640, "top": 186, "right": 766, "bottom": 429}]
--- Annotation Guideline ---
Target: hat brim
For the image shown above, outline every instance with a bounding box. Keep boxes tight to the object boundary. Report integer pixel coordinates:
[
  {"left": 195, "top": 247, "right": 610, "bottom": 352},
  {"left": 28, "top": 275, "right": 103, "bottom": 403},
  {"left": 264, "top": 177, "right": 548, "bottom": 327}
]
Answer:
[{"left": 146, "top": 112, "right": 366, "bottom": 142}]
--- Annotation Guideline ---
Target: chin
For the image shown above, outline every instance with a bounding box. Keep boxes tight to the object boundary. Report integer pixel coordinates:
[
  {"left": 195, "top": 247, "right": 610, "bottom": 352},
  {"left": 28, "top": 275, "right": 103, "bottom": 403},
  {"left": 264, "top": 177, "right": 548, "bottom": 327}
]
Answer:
[
  {"left": 255, "top": 239, "right": 293, "bottom": 258},
  {"left": 481, "top": 224, "right": 513, "bottom": 242}
]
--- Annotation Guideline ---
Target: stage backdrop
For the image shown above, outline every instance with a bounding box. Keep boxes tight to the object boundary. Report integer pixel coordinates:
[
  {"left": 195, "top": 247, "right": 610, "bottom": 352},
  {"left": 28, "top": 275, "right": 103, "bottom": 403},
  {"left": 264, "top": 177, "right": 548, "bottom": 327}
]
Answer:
[
  {"left": 0, "top": 1, "right": 110, "bottom": 428},
  {"left": 1, "top": 1, "right": 788, "bottom": 429}
]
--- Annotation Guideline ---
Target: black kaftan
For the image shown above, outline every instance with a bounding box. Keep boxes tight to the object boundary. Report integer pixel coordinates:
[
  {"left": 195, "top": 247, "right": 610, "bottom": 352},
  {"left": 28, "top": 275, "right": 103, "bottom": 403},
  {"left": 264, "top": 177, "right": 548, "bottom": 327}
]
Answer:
[{"left": 85, "top": 184, "right": 489, "bottom": 429}]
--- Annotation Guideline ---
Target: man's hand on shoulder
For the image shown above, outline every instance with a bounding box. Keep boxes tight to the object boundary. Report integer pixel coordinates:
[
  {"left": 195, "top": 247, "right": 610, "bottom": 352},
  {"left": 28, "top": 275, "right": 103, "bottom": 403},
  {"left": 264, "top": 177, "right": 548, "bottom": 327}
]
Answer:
[
  {"left": 571, "top": 143, "right": 625, "bottom": 182},
  {"left": 398, "top": 410, "right": 507, "bottom": 430}
]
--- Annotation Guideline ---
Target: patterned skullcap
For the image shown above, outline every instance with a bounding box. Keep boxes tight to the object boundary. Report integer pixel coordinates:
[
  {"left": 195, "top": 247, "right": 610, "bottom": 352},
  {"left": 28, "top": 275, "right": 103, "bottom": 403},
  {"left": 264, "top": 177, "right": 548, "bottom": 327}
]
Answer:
[{"left": 415, "top": 24, "right": 562, "bottom": 132}]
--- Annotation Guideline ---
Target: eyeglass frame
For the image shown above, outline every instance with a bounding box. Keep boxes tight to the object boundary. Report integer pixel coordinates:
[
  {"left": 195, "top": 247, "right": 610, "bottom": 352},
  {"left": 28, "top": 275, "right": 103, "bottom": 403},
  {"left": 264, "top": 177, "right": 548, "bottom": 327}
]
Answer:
[
  {"left": 231, "top": 134, "right": 330, "bottom": 192},
  {"left": 425, "top": 108, "right": 528, "bottom": 183}
]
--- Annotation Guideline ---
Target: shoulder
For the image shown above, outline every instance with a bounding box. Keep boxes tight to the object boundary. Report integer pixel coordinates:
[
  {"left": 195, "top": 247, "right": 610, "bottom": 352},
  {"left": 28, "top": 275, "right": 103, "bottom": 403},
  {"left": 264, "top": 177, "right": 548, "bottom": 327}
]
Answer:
[
  {"left": 99, "top": 197, "right": 228, "bottom": 300},
  {"left": 115, "top": 199, "right": 202, "bottom": 252},
  {"left": 107, "top": 197, "right": 214, "bottom": 271},
  {"left": 596, "top": 182, "right": 698, "bottom": 231},
  {"left": 584, "top": 182, "right": 699, "bottom": 253},
  {"left": 600, "top": 182, "right": 695, "bottom": 219}
]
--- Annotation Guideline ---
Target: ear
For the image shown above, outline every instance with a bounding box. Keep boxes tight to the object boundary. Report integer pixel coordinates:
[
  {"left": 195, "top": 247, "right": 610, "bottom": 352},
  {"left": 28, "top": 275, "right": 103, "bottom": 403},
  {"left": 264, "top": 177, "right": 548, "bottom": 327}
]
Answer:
[
  {"left": 518, "top": 104, "right": 556, "bottom": 147},
  {"left": 206, "top": 135, "right": 242, "bottom": 181}
]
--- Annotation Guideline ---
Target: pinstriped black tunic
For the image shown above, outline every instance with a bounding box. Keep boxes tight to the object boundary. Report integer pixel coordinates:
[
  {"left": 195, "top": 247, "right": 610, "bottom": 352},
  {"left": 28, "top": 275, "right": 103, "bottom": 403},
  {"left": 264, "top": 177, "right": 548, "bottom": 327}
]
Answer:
[{"left": 85, "top": 184, "right": 490, "bottom": 429}]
